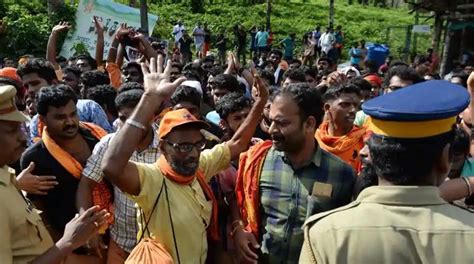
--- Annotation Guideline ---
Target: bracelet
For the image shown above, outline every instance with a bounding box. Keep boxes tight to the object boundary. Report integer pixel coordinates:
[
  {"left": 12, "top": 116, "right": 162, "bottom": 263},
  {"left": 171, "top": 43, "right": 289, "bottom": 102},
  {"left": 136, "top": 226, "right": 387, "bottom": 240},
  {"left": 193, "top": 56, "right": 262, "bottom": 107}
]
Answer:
[
  {"left": 231, "top": 220, "right": 244, "bottom": 228},
  {"left": 462, "top": 177, "right": 472, "bottom": 197},
  {"left": 230, "top": 224, "right": 244, "bottom": 238},
  {"left": 125, "top": 119, "right": 146, "bottom": 131},
  {"left": 109, "top": 46, "right": 117, "bottom": 50}
]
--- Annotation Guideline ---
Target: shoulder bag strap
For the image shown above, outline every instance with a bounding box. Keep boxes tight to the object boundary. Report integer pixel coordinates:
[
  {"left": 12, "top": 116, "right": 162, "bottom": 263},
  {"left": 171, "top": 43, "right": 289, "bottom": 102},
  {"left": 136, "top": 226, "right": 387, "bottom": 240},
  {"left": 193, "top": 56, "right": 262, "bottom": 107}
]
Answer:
[
  {"left": 138, "top": 176, "right": 165, "bottom": 242},
  {"left": 164, "top": 179, "right": 181, "bottom": 264}
]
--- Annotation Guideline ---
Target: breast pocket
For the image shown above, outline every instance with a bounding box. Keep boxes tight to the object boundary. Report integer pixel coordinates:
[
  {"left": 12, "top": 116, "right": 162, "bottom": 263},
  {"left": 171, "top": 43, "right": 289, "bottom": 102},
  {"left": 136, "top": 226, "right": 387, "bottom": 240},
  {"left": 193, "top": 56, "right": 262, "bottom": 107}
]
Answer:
[
  {"left": 25, "top": 210, "right": 45, "bottom": 244},
  {"left": 306, "top": 195, "right": 337, "bottom": 219}
]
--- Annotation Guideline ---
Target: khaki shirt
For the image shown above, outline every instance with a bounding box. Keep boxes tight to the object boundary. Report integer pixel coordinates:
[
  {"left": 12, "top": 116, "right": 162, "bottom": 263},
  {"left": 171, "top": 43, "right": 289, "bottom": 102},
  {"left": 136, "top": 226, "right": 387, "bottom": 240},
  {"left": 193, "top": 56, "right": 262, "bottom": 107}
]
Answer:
[
  {"left": 300, "top": 186, "right": 474, "bottom": 264},
  {"left": 128, "top": 143, "right": 231, "bottom": 264},
  {"left": 0, "top": 166, "right": 53, "bottom": 264}
]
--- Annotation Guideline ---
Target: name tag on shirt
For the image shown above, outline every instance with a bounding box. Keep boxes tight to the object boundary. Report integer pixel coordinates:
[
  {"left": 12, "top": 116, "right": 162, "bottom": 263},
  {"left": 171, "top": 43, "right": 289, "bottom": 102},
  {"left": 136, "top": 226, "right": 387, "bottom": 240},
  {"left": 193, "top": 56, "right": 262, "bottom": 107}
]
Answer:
[{"left": 312, "top": 182, "right": 333, "bottom": 198}]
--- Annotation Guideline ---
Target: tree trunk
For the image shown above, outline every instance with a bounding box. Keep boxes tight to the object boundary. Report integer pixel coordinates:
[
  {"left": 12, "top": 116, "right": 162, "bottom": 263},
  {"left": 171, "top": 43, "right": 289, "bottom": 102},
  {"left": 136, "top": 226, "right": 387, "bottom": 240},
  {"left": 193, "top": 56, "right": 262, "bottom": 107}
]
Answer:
[
  {"left": 329, "top": 0, "right": 335, "bottom": 29},
  {"left": 266, "top": 0, "right": 271, "bottom": 31}
]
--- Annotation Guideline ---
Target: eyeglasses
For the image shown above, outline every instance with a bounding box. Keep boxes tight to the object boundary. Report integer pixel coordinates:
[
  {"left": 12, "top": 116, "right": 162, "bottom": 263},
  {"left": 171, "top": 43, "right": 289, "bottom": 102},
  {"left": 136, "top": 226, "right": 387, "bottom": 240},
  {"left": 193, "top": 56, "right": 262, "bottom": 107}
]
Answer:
[
  {"left": 388, "top": 85, "right": 402, "bottom": 91},
  {"left": 165, "top": 139, "right": 207, "bottom": 153}
]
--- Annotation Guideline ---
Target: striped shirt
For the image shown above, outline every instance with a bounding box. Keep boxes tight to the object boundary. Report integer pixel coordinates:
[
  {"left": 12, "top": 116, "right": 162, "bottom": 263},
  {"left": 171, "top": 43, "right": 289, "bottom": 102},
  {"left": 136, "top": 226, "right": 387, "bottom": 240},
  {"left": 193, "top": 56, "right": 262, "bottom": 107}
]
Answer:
[
  {"left": 82, "top": 126, "right": 160, "bottom": 252},
  {"left": 259, "top": 144, "right": 355, "bottom": 263}
]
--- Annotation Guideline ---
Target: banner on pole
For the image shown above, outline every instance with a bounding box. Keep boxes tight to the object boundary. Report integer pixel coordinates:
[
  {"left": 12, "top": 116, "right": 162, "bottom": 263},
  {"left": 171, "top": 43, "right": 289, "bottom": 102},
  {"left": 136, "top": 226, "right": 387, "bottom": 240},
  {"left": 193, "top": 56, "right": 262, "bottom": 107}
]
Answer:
[{"left": 60, "top": 0, "right": 159, "bottom": 59}]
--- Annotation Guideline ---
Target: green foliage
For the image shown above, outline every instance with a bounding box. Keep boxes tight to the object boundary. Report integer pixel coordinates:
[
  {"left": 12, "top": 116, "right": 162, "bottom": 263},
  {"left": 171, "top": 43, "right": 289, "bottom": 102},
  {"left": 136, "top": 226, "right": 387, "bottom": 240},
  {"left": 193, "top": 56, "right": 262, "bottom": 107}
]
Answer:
[
  {"left": 0, "top": 0, "right": 430, "bottom": 61},
  {"left": 0, "top": 2, "right": 76, "bottom": 59},
  {"left": 148, "top": 0, "right": 431, "bottom": 60}
]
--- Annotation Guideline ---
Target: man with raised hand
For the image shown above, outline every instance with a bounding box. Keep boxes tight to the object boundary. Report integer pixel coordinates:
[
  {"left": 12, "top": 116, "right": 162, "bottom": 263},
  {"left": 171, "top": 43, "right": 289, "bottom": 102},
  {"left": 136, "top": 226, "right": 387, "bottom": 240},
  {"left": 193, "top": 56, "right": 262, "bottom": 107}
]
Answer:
[{"left": 101, "top": 55, "right": 268, "bottom": 264}]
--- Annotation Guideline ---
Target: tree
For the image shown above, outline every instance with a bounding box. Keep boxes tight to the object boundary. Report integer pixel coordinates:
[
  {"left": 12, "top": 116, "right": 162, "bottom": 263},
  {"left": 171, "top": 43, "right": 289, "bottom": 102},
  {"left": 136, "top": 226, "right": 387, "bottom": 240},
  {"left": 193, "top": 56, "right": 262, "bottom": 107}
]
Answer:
[
  {"left": 191, "top": 0, "right": 204, "bottom": 13},
  {"left": 47, "top": 0, "right": 65, "bottom": 15}
]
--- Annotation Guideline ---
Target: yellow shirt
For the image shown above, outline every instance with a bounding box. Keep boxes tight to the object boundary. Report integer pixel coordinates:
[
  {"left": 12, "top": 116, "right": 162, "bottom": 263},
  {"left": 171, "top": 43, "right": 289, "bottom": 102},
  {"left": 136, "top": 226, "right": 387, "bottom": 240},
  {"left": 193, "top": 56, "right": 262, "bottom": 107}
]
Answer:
[
  {"left": 300, "top": 186, "right": 474, "bottom": 264},
  {"left": 0, "top": 166, "right": 53, "bottom": 264},
  {"left": 129, "top": 143, "right": 231, "bottom": 264}
]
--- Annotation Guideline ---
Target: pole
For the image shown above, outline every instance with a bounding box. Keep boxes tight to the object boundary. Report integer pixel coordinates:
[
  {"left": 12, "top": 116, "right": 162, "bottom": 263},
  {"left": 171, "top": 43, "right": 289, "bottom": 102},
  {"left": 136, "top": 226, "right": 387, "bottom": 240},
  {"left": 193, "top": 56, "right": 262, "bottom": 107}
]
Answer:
[
  {"left": 139, "top": 0, "right": 149, "bottom": 36},
  {"left": 440, "top": 21, "right": 451, "bottom": 76},
  {"left": 329, "top": 0, "right": 335, "bottom": 29},
  {"left": 413, "top": 9, "right": 419, "bottom": 56},
  {"left": 266, "top": 0, "right": 271, "bottom": 31}
]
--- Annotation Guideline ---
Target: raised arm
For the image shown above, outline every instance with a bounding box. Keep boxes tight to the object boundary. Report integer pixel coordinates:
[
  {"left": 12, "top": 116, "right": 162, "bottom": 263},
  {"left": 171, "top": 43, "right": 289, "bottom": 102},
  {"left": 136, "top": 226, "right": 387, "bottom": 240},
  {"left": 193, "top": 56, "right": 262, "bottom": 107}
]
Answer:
[
  {"left": 227, "top": 75, "right": 268, "bottom": 161},
  {"left": 93, "top": 16, "right": 105, "bottom": 68},
  {"left": 101, "top": 56, "right": 186, "bottom": 195},
  {"left": 47, "top": 22, "right": 71, "bottom": 69},
  {"left": 132, "top": 33, "right": 157, "bottom": 61},
  {"left": 107, "top": 24, "right": 129, "bottom": 64}
]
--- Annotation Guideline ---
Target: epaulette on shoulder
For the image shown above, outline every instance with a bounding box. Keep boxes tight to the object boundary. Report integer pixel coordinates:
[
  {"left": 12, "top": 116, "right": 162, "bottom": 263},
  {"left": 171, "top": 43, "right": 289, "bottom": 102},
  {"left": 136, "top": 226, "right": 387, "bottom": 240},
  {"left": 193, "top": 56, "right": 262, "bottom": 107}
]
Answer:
[
  {"left": 451, "top": 201, "right": 474, "bottom": 214},
  {"left": 303, "top": 200, "right": 361, "bottom": 229}
]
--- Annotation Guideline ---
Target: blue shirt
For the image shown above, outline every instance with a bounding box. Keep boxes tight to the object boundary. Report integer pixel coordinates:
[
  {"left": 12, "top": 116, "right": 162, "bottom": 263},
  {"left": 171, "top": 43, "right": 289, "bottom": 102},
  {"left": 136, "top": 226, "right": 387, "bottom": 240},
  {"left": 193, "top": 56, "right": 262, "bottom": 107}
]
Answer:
[
  {"left": 282, "top": 37, "right": 295, "bottom": 58},
  {"left": 256, "top": 31, "right": 269, "bottom": 48},
  {"left": 29, "top": 99, "right": 114, "bottom": 142},
  {"left": 349, "top": 48, "right": 362, "bottom": 65}
]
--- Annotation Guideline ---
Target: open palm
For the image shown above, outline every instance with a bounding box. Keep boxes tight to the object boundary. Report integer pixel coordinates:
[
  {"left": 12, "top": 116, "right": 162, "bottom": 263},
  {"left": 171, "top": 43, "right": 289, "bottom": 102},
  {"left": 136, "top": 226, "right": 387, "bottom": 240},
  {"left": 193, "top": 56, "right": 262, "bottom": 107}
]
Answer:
[{"left": 141, "top": 55, "right": 186, "bottom": 98}]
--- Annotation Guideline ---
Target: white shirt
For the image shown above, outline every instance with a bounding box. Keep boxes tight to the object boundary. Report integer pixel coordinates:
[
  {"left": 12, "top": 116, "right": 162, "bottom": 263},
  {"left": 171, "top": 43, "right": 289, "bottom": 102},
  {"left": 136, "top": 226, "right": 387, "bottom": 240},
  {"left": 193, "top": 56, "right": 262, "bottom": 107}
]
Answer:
[
  {"left": 172, "top": 24, "right": 185, "bottom": 43},
  {"left": 193, "top": 27, "right": 205, "bottom": 44},
  {"left": 319, "top": 32, "right": 335, "bottom": 53}
]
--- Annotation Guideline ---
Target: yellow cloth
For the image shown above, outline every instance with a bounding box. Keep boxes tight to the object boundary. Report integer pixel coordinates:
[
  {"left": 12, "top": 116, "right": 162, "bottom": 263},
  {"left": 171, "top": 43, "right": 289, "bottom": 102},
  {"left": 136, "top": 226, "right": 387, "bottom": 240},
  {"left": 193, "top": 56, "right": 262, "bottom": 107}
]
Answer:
[
  {"left": 300, "top": 186, "right": 474, "bottom": 264},
  {"left": 0, "top": 166, "right": 54, "bottom": 264},
  {"left": 128, "top": 143, "right": 231, "bottom": 264}
]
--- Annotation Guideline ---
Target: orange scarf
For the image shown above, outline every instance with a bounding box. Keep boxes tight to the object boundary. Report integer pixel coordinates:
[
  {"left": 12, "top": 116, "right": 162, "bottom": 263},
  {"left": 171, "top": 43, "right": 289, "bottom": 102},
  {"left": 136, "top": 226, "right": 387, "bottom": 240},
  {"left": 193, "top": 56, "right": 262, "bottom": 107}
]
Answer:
[
  {"left": 157, "top": 155, "right": 220, "bottom": 241},
  {"left": 42, "top": 122, "right": 107, "bottom": 178},
  {"left": 42, "top": 122, "right": 113, "bottom": 231},
  {"left": 315, "top": 122, "right": 366, "bottom": 171},
  {"left": 235, "top": 140, "right": 272, "bottom": 238}
]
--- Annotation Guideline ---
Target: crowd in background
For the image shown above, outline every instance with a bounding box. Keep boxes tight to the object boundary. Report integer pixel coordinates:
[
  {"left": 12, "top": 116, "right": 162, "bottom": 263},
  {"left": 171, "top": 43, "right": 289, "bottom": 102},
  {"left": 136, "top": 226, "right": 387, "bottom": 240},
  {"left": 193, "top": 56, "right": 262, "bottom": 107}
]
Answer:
[{"left": 2, "top": 16, "right": 474, "bottom": 264}]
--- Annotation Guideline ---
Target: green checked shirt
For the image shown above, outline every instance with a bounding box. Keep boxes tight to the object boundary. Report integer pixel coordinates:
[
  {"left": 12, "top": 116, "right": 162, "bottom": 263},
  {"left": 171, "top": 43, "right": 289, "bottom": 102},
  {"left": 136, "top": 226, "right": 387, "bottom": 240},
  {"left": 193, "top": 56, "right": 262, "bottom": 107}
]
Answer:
[{"left": 259, "top": 144, "right": 355, "bottom": 264}]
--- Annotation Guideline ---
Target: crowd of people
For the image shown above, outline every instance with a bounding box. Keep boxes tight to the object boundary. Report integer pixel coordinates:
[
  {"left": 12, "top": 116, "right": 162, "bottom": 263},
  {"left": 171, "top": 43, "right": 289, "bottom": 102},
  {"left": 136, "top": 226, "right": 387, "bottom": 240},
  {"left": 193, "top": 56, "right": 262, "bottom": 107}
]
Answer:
[
  {"left": 2, "top": 16, "right": 474, "bottom": 264},
  {"left": 170, "top": 21, "right": 353, "bottom": 67}
]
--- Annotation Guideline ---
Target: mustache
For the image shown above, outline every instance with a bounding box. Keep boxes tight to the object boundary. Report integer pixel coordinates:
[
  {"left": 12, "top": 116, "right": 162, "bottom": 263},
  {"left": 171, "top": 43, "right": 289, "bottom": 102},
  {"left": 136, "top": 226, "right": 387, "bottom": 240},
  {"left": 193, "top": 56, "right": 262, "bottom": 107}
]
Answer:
[
  {"left": 63, "top": 124, "right": 78, "bottom": 131},
  {"left": 271, "top": 134, "right": 285, "bottom": 141}
]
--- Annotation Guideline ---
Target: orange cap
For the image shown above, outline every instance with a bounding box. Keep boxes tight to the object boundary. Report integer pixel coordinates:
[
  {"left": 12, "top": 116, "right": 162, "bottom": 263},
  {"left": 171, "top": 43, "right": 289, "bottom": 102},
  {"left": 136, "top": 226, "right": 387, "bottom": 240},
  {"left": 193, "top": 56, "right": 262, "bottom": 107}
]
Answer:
[
  {"left": 158, "top": 108, "right": 209, "bottom": 139},
  {"left": 0, "top": 67, "right": 21, "bottom": 83}
]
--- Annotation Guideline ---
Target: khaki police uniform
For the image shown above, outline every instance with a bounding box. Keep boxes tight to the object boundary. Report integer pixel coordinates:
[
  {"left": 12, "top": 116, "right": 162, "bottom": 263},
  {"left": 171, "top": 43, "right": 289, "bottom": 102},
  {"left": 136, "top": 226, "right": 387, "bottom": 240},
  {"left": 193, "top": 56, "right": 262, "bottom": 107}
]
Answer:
[
  {"left": 0, "top": 85, "right": 53, "bottom": 263},
  {"left": 300, "top": 81, "right": 474, "bottom": 263},
  {"left": 0, "top": 166, "right": 54, "bottom": 264},
  {"left": 300, "top": 186, "right": 474, "bottom": 263}
]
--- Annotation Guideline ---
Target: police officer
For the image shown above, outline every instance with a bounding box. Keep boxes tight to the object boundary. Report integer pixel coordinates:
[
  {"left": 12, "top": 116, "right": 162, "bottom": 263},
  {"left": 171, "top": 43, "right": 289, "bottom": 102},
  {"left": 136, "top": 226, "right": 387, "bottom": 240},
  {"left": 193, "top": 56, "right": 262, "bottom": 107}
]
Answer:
[
  {"left": 0, "top": 85, "right": 109, "bottom": 263},
  {"left": 300, "top": 80, "right": 474, "bottom": 263}
]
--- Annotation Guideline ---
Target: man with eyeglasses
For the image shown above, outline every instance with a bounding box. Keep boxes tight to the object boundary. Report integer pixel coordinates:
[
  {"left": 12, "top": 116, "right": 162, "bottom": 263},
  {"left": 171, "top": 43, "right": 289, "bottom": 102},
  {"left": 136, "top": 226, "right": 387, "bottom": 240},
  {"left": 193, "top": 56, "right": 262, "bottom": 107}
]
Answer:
[
  {"left": 101, "top": 56, "right": 268, "bottom": 263},
  {"left": 383, "top": 65, "right": 423, "bottom": 93}
]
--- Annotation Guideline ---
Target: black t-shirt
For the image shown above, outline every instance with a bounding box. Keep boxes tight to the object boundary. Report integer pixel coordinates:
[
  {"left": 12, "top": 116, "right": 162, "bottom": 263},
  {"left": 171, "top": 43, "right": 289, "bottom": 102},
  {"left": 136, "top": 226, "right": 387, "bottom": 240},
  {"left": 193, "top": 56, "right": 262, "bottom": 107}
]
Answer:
[
  {"left": 20, "top": 128, "right": 99, "bottom": 235},
  {"left": 179, "top": 37, "right": 193, "bottom": 54},
  {"left": 204, "top": 29, "right": 211, "bottom": 43},
  {"left": 216, "top": 36, "right": 227, "bottom": 51}
]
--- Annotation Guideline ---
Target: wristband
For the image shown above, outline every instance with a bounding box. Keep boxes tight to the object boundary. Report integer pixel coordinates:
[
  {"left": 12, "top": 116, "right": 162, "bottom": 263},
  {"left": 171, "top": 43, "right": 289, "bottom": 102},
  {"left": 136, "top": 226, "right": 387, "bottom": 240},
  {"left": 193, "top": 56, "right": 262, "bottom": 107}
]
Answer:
[{"left": 125, "top": 119, "right": 146, "bottom": 131}]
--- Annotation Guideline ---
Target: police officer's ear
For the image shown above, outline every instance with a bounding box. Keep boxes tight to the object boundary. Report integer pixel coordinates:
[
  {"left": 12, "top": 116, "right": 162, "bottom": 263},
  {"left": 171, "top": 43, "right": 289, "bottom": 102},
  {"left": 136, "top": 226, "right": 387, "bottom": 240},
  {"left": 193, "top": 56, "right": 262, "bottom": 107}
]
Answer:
[{"left": 435, "top": 143, "right": 452, "bottom": 183}]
